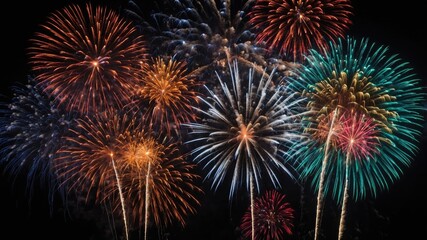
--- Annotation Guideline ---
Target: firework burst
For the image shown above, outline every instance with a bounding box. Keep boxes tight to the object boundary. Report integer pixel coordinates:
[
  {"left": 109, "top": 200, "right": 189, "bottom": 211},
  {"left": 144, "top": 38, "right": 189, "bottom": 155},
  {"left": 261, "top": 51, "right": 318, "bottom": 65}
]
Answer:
[
  {"left": 240, "top": 190, "right": 295, "bottom": 240},
  {"left": 249, "top": 0, "right": 353, "bottom": 61},
  {"left": 290, "top": 36, "right": 425, "bottom": 201},
  {"left": 185, "top": 61, "right": 307, "bottom": 199},
  {"left": 129, "top": 57, "right": 201, "bottom": 137},
  {"left": 335, "top": 111, "right": 379, "bottom": 240},
  {"left": 29, "top": 3, "right": 147, "bottom": 114},
  {"left": 54, "top": 111, "right": 139, "bottom": 240},
  {"left": 0, "top": 77, "right": 74, "bottom": 205},
  {"left": 117, "top": 136, "right": 203, "bottom": 233},
  {"left": 125, "top": 0, "right": 297, "bottom": 84}
]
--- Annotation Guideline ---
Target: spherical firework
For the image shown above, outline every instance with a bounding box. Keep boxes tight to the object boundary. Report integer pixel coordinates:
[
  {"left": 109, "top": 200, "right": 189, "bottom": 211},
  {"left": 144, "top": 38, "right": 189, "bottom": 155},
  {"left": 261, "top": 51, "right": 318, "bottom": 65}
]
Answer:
[
  {"left": 240, "top": 190, "right": 295, "bottom": 239},
  {"left": 125, "top": 0, "right": 297, "bottom": 85},
  {"left": 0, "top": 77, "right": 74, "bottom": 205},
  {"left": 289, "top": 36, "right": 425, "bottom": 201},
  {"left": 117, "top": 136, "right": 203, "bottom": 229},
  {"left": 28, "top": 3, "right": 147, "bottom": 114},
  {"left": 130, "top": 57, "right": 201, "bottom": 137},
  {"left": 184, "top": 61, "right": 307, "bottom": 199},
  {"left": 336, "top": 111, "right": 380, "bottom": 161},
  {"left": 54, "top": 111, "right": 138, "bottom": 203},
  {"left": 249, "top": 0, "right": 353, "bottom": 61}
]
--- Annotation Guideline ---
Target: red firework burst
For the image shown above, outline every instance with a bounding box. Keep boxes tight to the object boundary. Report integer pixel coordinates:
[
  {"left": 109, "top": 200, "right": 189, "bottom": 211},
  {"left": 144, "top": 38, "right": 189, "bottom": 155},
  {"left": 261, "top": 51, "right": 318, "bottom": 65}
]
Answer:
[
  {"left": 336, "top": 111, "right": 380, "bottom": 160},
  {"left": 29, "top": 3, "right": 147, "bottom": 114},
  {"left": 249, "top": 0, "right": 352, "bottom": 61},
  {"left": 240, "top": 190, "right": 295, "bottom": 240}
]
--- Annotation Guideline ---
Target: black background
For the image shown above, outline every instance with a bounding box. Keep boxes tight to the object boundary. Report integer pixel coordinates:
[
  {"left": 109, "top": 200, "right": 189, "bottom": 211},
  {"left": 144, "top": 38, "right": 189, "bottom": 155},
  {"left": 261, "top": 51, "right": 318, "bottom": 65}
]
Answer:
[{"left": 1, "top": 0, "right": 426, "bottom": 239}]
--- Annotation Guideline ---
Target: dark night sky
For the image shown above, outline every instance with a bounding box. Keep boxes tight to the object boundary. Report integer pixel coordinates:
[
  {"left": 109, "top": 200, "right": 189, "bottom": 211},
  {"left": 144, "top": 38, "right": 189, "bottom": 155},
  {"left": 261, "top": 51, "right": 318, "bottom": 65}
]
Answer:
[{"left": 0, "top": 0, "right": 426, "bottom": 239}]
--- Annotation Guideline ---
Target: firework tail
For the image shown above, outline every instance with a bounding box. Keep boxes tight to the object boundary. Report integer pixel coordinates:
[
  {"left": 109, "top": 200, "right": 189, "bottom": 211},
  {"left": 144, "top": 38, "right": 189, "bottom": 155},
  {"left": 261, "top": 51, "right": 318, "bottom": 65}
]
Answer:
[
  {"left": 110, "top": 153, "right": 129, "bottom": 240},
  {"left": 314, "top": 108, "right": 338, "bottom": 240},
  {"left": 250, "top": 173, "right": 255, "bottom": 240},
  {"left": 144, "top": 161, "right": 151, "bottom": 240},
  {"left": 338, "top": 151, "right": 351, "bottom": 240}
]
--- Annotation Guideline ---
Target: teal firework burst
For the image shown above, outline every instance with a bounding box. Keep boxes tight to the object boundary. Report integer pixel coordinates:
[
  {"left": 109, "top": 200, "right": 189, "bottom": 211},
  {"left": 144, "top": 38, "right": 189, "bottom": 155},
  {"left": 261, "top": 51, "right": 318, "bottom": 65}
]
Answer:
[
  {"left": 184, "top": 61, "right": 307, "bottom": 199},
  {"left": 290, "top": 36, "right": 425, "bottom": 201}
]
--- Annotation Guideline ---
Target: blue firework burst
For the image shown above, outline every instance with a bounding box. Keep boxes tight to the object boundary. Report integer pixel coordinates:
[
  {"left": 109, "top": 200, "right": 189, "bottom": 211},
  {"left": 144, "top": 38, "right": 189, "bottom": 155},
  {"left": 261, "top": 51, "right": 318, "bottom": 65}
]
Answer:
[{"left": 0, "top": 77, "right": 74, "bottom": 205}]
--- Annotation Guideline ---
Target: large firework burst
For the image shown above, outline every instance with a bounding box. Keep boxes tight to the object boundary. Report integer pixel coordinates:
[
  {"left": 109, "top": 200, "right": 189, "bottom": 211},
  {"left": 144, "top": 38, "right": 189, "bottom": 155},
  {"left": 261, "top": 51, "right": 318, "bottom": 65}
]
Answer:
[
  {"left": 28, "top": 3, "right": 147, "bottom": 114},
  {"left": 249, "top": 0, "right": 353, "bottom": 62},
  {"left": 240, "top": 190, "right": 295, "bottom": 240},
  {"left": 0, "top": 77, "right": 74, "bottom": 205},
  {"left": 290, "top": 36, "right": 425, "bottom": 202},
  {"left": 129, "top": 57, "right": 201, "bottom": 137},
  {"left": 185, "top": 61, "right": 307, "bottom": 199},
  {"left": 124, "top": 0, "right": 297, "bottom": 84}
]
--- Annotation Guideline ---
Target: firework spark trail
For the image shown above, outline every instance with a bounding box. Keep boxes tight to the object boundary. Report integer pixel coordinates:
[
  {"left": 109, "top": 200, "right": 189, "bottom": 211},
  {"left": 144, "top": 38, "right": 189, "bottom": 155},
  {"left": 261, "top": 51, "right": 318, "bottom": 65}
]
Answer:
[
  {"left": 250, "top": 174, "right": 255, "bottom": 240},
  {"left": 144, "top": 161, "right": 151, "bottom": 240},
  {"left": 338, "top": 151, "right": 350, "bottom": 240},
  {"left": 314, "top": 108, "right": 338, "bottom": 240},
  {"left": 185, "top": 60, "right": 307, "bottom": 200},
  {"left": 110, "top": 153, "right": 129, "bottom": 240},
  {"left": 29, "top": 3, "right": 147, "bottom": 114},
  {"left": 249, "top": 0, "right": 353, "bottom": 61}
]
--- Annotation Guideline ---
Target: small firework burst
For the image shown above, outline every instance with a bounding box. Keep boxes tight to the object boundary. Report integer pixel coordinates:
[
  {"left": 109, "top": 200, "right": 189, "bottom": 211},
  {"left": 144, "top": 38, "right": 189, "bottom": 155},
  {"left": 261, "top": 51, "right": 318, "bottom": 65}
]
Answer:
[
  {"left": 185, "top": 61, "right": 307, "bottom": 199},
  {"left": 0, "top": 77, "right": 74, "bottom": 205},
  {"left": 125, "top": 0, "right": 297, "bottom": 85},
  {"left": 117, "top": 136, "right": 203, "bottom": 229},
  {"left": 29, "top": 3, "right": 147, "bottom": 114},
  {"left": 240, "top": 190, "right": 295, "bottom": 239},
  {"left": 336, "top": 111, "right": 379, "bottom": 161},
  {"left": 130, "top": 57, "right": 201, "bottom": 137},
  {"left": 290, "top": 36, "right": 425, "bottom": 201},
  {"left": 249, "top": 0, "right": 353, "bottom": 61}
]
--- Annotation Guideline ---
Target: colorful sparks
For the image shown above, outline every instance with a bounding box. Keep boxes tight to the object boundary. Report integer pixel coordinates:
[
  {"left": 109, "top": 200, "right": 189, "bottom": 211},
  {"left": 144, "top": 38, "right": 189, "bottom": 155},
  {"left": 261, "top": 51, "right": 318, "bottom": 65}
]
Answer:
[
  {"left": 28, "top": 3, "right": 147, "bottom": 114},
  {"left": 249, "top": 0, "right": 353, "bottom": 61},
  {"left": 240, "top": 190, "right": 295, "bottom": 240},
  {"left": 185, "top": 61, "right": 307, "bottom": 199}
]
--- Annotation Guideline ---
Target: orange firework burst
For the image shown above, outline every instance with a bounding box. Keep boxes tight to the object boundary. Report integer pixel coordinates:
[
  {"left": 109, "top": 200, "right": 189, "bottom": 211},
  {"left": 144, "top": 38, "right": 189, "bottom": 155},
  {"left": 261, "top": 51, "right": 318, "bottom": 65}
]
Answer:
[
  {"left": 54, "top": 111, "right": 137, "bottom": 203},
  {"left": 29, "top": 3, "right": 147, "bottom": 114},
  {"left": 249, "top": 0, "right": 352, "bottom": 61},
  {"left": 131, "top": 57, "right": 200, "bottom": 136},
  {"left": 117, "top": 136, "right": 203, "bottom": 230}
]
